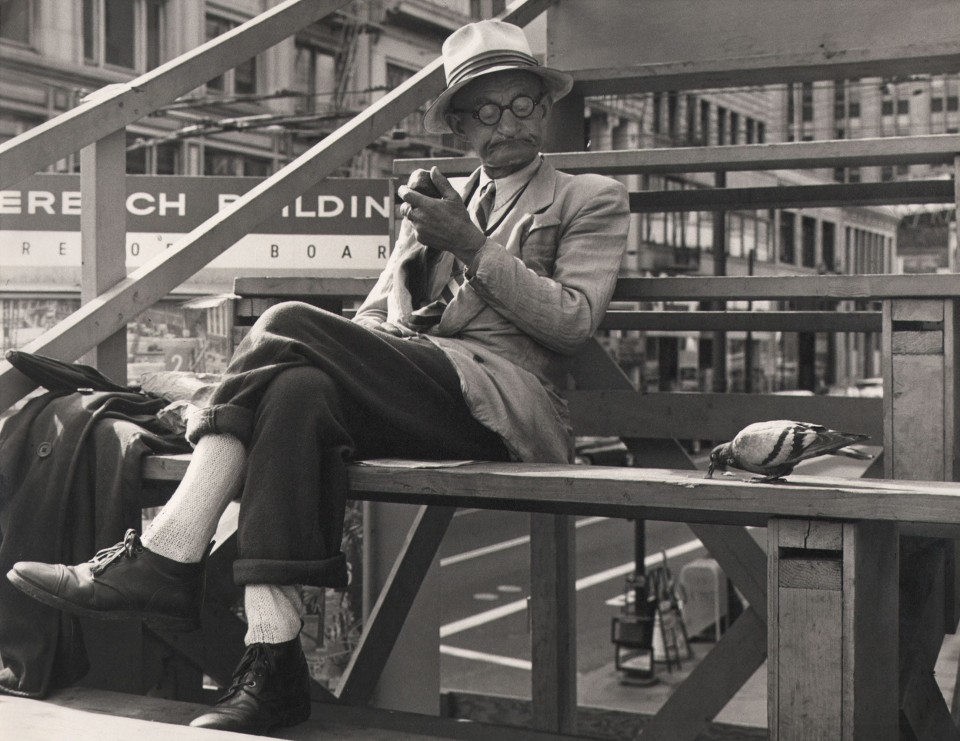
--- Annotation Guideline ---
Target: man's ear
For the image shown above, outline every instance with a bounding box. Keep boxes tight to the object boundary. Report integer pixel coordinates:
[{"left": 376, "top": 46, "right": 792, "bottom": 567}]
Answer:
[
  {"left": 444, "top": 111, "right": 467, "bottom": 138},
  {"left": 539, "top": 94, "right": 554, "bottom": 118}
]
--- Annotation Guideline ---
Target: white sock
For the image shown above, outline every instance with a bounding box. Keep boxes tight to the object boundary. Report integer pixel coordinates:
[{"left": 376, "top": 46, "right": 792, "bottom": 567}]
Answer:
[
  {"left": 142, "top": 434, "right": 246, "bottom": 563},
  {"left": 244, "top": 584, "right": 303, "bottom": 645}
]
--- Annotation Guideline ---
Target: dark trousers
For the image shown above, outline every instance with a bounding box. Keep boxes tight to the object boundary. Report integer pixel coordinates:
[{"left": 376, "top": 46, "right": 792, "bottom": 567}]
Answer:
[{"left": 194, "top": 302, "right": 509, "bottom": 587}]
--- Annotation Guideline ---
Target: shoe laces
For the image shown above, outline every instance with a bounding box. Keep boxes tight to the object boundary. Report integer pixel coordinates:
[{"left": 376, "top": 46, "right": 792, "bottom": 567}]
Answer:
[
  {"left": 229, "top": 644, "right": 276, "bottom": 692},
  {"left": 88, "top": 529, "right": 143, "bottom": 575}
]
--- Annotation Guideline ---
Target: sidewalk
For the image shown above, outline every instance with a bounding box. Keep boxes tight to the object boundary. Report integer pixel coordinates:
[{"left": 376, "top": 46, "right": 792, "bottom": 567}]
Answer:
[{"left": 578, "top": 625, "right": 960, "bottom": 730}]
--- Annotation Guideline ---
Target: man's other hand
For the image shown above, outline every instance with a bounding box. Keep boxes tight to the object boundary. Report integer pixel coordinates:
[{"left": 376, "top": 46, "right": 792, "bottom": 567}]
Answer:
[{"left": 398, "top": 167, "right": 486, "bottom": 268}]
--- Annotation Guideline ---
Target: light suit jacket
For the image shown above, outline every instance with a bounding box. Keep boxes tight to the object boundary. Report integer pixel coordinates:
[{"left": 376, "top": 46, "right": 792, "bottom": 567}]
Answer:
[{"left": 353, "top": 158, "right": 629, "bottom": 462}]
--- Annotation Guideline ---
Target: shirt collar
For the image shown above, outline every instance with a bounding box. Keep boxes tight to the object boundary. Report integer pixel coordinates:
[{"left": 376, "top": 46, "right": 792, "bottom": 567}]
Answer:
[{"left": 478, "top": 155, "right": 542, "bottom": 212}]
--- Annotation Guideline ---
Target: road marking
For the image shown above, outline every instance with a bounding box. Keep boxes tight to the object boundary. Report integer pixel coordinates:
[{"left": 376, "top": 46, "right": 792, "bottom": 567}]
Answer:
[
  {"left": 439, "top": 536, "right": 706, "bottom": 638},
  {"left": 473, "top": 592, "right": 499, "bottom": 601},
  {"left": 439, "top": 644, "right": 532, "bottom": 671},
  {"left": 498, "top": 584, "right": 523, "bottom": 593},
  {"left": 440, "top": 516, "right": 608, "bottom": 567}
]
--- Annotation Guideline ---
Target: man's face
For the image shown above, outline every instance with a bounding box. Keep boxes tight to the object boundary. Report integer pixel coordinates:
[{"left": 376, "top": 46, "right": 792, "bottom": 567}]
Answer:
[{"left": 444, "top": 70, "right": 551, "bottom": 178}]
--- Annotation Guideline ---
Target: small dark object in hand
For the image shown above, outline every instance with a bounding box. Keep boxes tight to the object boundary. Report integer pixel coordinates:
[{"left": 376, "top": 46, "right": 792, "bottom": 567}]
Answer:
[{"left": 395, "top": 169, "right": 442, "bottom": 203}]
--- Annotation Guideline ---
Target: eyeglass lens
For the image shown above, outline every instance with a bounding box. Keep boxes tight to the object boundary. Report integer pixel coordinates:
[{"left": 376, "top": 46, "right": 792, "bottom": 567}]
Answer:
[{"left": 475, "top": 95, "right": 537, "bottom": 125}]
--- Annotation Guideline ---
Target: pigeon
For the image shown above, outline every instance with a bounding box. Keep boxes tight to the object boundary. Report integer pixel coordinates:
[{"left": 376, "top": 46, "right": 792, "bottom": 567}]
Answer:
[{"left": 707, "top": 420, "right": 871, "bottom": 482}]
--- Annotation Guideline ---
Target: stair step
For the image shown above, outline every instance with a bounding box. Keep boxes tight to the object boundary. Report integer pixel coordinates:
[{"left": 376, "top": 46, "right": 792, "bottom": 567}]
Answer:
[{"left": 4, "top": 687, "right": 577, "bottom": 740}]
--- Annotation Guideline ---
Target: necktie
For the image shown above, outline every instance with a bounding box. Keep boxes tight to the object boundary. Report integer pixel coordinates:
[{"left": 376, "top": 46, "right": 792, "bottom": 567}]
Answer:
[
  {"left": 402, "top": 181, "right": 496, "bottom": 331},
  {"left": 470, "top": 180, "right": 496, "bottom": 232}
]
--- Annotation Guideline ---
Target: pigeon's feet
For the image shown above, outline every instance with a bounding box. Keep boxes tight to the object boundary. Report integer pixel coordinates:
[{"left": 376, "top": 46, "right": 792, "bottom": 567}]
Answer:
[{"left": 754, "top": 475, "right": 788, "bottom": 484}]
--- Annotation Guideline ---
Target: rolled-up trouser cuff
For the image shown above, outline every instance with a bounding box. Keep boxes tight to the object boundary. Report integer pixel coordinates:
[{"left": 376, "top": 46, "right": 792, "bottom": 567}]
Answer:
[
  {"left": 233, "top": 552, "right": 348, "bottom": 589},
  {"left": 185, "top": 403, "right": 254, "bottom": 446}
]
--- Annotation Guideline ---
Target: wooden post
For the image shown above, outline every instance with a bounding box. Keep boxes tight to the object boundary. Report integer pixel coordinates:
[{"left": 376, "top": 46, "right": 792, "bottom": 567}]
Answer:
[
  {"left": 80, "top": 128, "right": 127, "bottom": 383},
  {"left": 768, "top": 518, "right": 899, "bottom": 740},
  {"left": 885, "top": 297, "right": 960, "bottom": 738},
  {"left": 529, "top": 513, "right": 577, "bottom": 733}
]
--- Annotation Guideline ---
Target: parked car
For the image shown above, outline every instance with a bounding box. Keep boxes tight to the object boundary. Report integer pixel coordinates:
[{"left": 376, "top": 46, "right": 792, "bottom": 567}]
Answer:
[
  {"left": 827, "top": 377, "right": 884, "bottom": 398},
  {"left": 574, "top": 436, "right": 635, "bottom": 466}
]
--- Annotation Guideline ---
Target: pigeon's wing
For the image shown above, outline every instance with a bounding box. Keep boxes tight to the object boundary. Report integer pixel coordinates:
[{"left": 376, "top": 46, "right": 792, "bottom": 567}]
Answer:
[
  {"left": 732, "top": 420, "right": 867, "bottom": 469},
  {"left": 789, "top": 422, "right": 869, "bottom": 462},
  {"left": 731, "top": 420, "right": 820, "bottom": 469}
]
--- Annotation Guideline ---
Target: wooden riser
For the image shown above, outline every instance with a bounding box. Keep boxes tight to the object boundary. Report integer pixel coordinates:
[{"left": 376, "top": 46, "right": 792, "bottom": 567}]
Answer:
[{"left": 0, "top": 688, "right": 607, "bottom": 741}]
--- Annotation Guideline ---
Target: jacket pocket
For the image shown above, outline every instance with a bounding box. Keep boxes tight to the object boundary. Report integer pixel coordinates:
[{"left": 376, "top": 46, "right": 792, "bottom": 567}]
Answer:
[{"left": 520, "top": 215, "right": 561, "bottom": 276}]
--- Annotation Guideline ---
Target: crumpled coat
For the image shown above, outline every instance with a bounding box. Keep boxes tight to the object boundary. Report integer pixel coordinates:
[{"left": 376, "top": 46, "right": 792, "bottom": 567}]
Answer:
[{"left": 0, "top": 390, "right": 188, "bottom": 697}]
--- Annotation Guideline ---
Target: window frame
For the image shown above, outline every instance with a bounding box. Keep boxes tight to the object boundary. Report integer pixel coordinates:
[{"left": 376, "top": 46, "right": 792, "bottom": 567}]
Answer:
[
  {"left": 83, "top": 0, "right": 165, "bottom": 72},
  {"left": 0, "top": 0, "right": 34, "bottom": 47},
  {"left": 205, "top": 13, "right": 259, "bottom": 96}
]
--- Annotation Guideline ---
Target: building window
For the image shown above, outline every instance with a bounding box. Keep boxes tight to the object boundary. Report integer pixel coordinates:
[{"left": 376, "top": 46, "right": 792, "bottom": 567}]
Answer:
[
  {"left": 206, "top": 15, "right": 257, "bottom": 95},
  {"left": 801, "top": 216, "right": 816, "bottom": 268},
  {"left": 717, "top": 106, "right": 726, "bottom": 144},
  {"left": 756, "top": 121, "right": 765, "bottom": 143},
  {"left": 822, "top": 221, "right": 836, "bottom": 272},
  {"left": 779, "top": 211, "right": 796, "bottom": 264},
  {"left": 699, "top": 100, "right": 710, "bottom": 146},
  {"left": 685, "top": 94, "right": 697, "bottom": 144},
  {"left": 651, "top": 93, "right": 662, "bottom": 134},
  {"left": 745, "top": 117, "right": 755, "bottom": 144},
  {"left": 83, "top": 0, "right": 164, "bottom": 71},
  {"left": 730, "top": 112, "right": 739, "bottom": 144},
  {"left": 204, "top": 147, "right": 272, "bottom": 177},
  {"left": 294, "top": 41, "right": 336, "bottom": 113},
  {"left": 801, "top": 82, "right": 814, "bottom": 122},
  {"left": 0, "top": 0, "right": 32, "bottom": 45},
  {"left": 667, "top": 91, "right": 678, "bottom": 138},
  {"left": 896, "top": 98, "right": 909, "bottom": 115}
]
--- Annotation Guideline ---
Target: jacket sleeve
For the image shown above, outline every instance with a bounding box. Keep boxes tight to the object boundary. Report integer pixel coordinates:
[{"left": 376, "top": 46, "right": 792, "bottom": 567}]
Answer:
[
  {"left": 352, "top": 219, "right": 417, "bottom": 328},
  {"left": 466, "top": 175, "right": 629, "bottom": 354}
]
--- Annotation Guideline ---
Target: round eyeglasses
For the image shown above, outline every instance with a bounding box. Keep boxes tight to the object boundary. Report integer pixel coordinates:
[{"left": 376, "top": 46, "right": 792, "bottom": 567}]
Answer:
[{"left": 452, "top": 94, "right": 542, "bottom": 126}]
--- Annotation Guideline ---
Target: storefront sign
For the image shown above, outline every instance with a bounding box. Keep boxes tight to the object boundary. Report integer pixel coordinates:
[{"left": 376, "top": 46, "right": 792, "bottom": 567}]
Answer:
[{"left": 0, "top": 174, "right": 392, "bottom": 272}]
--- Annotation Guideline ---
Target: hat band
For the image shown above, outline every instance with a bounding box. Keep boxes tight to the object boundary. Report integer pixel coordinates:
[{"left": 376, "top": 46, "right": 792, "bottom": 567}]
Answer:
[{"left": 447, "top": 50, "right": 539, "bottom": 88}]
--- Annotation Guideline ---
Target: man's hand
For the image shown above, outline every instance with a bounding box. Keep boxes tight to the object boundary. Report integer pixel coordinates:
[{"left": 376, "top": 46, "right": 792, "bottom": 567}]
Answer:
[{"left": 398, "top": 167, "right": 486, "bottom": 268}]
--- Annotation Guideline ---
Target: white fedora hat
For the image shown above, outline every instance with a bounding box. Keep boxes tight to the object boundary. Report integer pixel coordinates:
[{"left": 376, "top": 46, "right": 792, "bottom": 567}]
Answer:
[{"left": 422, "top": 20, "right": 573, "bottom": 134}]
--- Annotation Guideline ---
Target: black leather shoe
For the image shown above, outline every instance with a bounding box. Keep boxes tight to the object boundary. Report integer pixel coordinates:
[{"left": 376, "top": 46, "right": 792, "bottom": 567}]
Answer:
[
  {"left": 190, "top": 637, "right": 311, "bottom": 734},
  {"left": 6, "top": 529, "right": 202, "bottom": 631}
]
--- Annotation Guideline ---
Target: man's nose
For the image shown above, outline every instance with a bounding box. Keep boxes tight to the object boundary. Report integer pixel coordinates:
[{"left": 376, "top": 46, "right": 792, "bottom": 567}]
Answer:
[{"left": 496, "top": 109, "right": 523, "bottom": 134}]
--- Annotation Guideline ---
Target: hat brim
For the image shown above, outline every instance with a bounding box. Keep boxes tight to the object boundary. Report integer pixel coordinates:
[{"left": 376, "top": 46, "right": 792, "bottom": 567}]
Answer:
[{"left": 422, "top": 65, "right": 573, "bottom": 134}]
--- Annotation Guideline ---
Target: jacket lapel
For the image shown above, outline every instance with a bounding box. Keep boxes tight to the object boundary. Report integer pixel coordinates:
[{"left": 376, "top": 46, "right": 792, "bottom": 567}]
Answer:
[{"left": 436, "top": 160, "right": 561, "bottom": 334}]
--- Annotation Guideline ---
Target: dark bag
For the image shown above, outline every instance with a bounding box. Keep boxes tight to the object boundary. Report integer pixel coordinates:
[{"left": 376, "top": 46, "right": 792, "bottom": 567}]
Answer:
[{"left": 5, "top": 350, "right": 134, "bottom": 394}]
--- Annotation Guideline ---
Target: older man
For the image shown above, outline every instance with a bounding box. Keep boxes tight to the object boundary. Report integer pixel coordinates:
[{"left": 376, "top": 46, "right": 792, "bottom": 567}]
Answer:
[{"left": 8, "top": 20, "right": 628, "bottom": 734}]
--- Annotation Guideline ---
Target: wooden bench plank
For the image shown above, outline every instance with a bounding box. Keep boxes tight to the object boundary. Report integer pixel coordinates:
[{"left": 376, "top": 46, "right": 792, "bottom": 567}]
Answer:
[{"left": 140, "top": 458, "right": 960, "bottom": 533}]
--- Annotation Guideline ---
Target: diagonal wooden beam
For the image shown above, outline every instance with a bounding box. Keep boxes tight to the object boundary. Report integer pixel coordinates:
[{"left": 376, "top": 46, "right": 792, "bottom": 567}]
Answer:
[
  {"left": 688, "top": 524, "right": 767, "bottom": 622},
  {"left": 336, "top": 505, "right": 455, "bottom": 705},
  {"left": 900, "top": 539, "right": 960, "bottom": 739},
  {"left": 0, "top": 0, "right": 352, "bottom": 189},
  {"left": 640, "top": 608, "right": 767, "bottom": 741}
]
